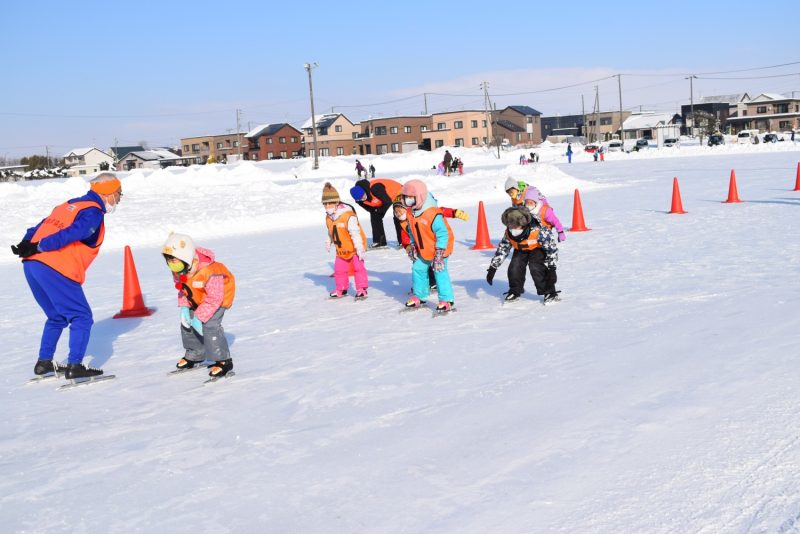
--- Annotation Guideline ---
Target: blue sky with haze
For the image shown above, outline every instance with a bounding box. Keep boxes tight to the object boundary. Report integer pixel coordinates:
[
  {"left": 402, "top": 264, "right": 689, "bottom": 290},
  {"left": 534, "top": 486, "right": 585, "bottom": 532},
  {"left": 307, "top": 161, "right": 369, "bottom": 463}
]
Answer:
[{"left": 1, "top": 0, "right": 798, "bottom": 158}]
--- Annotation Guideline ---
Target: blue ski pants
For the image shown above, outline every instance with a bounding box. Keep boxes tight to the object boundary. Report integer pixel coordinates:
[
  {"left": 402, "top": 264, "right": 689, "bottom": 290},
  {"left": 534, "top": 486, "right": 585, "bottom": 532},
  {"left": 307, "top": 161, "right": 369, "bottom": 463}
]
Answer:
[
  {"left": 412, "top": 257, "right": 454, "bottom": 303},
  {"left": 24, "top": 261, "right": 93, "bottom": 364}
]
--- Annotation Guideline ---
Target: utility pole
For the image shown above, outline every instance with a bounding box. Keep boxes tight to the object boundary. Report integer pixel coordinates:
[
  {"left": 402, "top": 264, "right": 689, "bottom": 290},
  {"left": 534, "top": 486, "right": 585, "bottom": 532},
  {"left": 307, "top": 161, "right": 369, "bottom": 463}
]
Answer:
[
  {"left": 617, "top": 74, "right": 624, "bottom": 141},
  {"left": 305, "top": 62, "right": 320, "bottom": 170},
  {"left": 594, "top": 86, "right": 600, "bottom": 143},
  {"left": 423, "top": 93, "right": 428, "bottom": 115},
  {"left": 236, "top": 109, "right": 242, "bottom": 159},
  {"left": 480, "top": 81, "right": 494, "bottom": 155},
  {"left": 45, "top": 145, "right": 50, "bottom": 168},
  {"left": 686, "top": 75, "right": 697, "bottom": 137}
]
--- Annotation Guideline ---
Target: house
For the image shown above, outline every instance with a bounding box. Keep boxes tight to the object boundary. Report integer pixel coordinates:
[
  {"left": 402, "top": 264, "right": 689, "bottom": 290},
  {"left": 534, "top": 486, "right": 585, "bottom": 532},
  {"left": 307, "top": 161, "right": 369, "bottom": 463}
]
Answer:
[
  {"left": 62, "top": 147, "right": 114, "bottom": 174},
  {"left": 541, "top": 110, "right": 630, "bottom": 142},
  {"left": 117, "top": 149, "right": 191, "bottom": 171},
  {"left": 108, "top": 146, "right": 145, "bottom": 162},
  {"left": 680, "top": 94, "right": 748, "bottom": 135},
  {"left": 180, "top": 134, "right": 249, "bottom": 164},
  {"left": 493, "top": 106, "right": 544, "bottom": 145},
  {"left": 422, "top": 110, "right": 490, "bottom": 150},
  {"left": 245, "top": 123, "right": 303, "bottom": 160},
  {"left": 301, "top": 113, "right": 359, "bottom": 157},
  {"left": 541, "top": 114, "right": 585, "bottom": 140},
  {"left": 726, "top": 93, "right": 800, "bottom": 134},
  {"left": 355, "top": 115, "right": 430, "bottom": 155},
  {"left": 621, "top": 112, "right": 678, "bottom": 141}
]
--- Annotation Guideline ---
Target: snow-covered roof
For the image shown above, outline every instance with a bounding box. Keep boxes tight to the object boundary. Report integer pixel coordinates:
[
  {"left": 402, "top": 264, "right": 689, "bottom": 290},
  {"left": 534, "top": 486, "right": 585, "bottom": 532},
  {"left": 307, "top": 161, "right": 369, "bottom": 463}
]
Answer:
[
  {"left": 245, "top": 123, "right": 298, "bottom": 138},
  {"left": 63, "top": 147, "right": 100, "bottom": 158},
  {"left": 301, "top": 113, "right": 341, "bottom": 129},
  {"left": 699, "top": 93, "right": 749, "bottom": 104},
  {"left": 748, "top": 93, "right": 791, "bottom": 102},
  {"left": 506, "top": 105, "right": 542, "bottom": 116},
  {"left": 125, "top": 150, "right": 181, "bottom": 161},
  {"left": 622, "top": 112, "right": 673, "bottom": 130},
  {"left": 495, "top": 119, "right": 526, "bottom": 133}
]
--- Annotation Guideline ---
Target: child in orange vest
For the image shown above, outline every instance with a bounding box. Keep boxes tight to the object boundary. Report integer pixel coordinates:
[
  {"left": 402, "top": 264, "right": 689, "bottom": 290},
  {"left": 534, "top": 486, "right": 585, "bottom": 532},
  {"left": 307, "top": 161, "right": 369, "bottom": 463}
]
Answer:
[
  {"left": 323, "top": 182, "right": 369, "bottom": 299},
  {"left": 485, "top": 207, "right": 560, "bottom": 305},
  {"left": 162, "top": 232, "right": 236, "bottom": 378},
  {"left": 399, "top": 179, "right": 456, "bottom": 312}
]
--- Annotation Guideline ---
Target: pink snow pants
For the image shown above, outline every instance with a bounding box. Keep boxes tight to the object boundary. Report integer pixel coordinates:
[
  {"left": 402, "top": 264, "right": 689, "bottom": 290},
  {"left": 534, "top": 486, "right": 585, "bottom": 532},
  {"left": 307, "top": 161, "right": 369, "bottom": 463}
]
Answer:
[{"left": 334, "top": 255, "right": 368, "bottom": 292}]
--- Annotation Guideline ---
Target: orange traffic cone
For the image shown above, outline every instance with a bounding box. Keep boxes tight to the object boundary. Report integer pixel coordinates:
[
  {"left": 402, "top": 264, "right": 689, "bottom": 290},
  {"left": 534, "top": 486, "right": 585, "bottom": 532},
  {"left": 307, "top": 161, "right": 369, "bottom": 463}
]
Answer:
[
  {"left": 794, "top": 162, "right": 800, "bottom": 191},
  {"left": 669, "top": 177, "right": 687, "bottom": 214},
  {"left": 723, "top": 169, "right": 743, "bottom": 203},
  {"left": 570, "top": 189, "right": 590, "bottom": 231},
  {"left": 471, "top": 201, "right": 494, "bottom": 249},
  {"left": 113, "top": 246, "right": 155, "bottom": 318}
]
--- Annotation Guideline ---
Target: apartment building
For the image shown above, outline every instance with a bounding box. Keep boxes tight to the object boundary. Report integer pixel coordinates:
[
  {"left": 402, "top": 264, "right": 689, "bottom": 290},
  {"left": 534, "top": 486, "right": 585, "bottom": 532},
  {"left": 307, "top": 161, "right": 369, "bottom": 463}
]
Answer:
[
  {"left": 301, "top": 113, "right": 359, "bottom": 157},
  {"left": 422, "top": 110, "right": 490, "bottom": 150},
  {"left": 355, "top": 115, "right": 430, "bottom": 155},
  {"left": 245, "top": 123, "right": 303, "bottom": 160},
  {"left": 180, "top": 133, "right": 248, "bottom": 164},
  {"left": 726, "top": 93, "right": 800, "bottom": 133},
  {"left": 493, "top": 106, "right": 543, "bottom": 145}
]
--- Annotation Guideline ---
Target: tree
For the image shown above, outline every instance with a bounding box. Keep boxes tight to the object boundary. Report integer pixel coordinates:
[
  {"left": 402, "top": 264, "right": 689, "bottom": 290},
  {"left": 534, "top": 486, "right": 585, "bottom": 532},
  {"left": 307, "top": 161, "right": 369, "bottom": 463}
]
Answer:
[
  {"left": 691, "top": 110, "right": 717, "bottom": 145},
  {"left": 99, "top": 161, "right": 110, "bottom": 171},
  {"left": 20, "top": 155, "right": 52, "bottom": 170}
]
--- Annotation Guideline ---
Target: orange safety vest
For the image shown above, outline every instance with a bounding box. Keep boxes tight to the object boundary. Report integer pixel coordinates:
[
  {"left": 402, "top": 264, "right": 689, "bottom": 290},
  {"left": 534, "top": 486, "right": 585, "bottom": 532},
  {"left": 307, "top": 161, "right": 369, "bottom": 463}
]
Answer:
[
  {"left": 407, "top": 207, "right": 454, "bottom": 260},
  {"left": 533, "top": 202, "right": 553, "bottom": 230},
  {"left": 26, "top": 200, "right": 105, "bottom": 284},
  {"left": 360, "top": 178, "right": 402, "bottom": 209},
  {"left": 184, "top": 261, "right": 236, "bottom": 309},
  {"left": 507, "top": 227, "right": 541, "bottom": 251},
  {"left": 326, "top": 210, "right": 367, "bottom": 260}
]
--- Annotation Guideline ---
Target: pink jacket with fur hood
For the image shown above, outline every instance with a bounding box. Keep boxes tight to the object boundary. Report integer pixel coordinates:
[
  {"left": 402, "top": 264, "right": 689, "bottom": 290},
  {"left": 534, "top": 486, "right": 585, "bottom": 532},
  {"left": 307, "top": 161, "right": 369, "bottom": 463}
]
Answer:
[{"left": 175, "top": 246, "right": 226, "bottom": 322}]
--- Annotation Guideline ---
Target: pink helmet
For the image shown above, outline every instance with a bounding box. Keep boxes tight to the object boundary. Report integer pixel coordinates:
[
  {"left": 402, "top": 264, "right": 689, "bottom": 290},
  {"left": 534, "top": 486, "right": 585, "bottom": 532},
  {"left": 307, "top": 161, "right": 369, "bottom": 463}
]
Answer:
[{"left": 401, "top": 179, "right": 427, "bottom": 208}]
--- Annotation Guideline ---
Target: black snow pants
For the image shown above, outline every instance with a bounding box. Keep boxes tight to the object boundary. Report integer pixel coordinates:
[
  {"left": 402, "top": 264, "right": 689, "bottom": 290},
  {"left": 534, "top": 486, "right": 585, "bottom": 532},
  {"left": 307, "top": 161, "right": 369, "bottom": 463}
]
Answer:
[{"left": 507, "top": 247, "right": 557, "bottom": 296}]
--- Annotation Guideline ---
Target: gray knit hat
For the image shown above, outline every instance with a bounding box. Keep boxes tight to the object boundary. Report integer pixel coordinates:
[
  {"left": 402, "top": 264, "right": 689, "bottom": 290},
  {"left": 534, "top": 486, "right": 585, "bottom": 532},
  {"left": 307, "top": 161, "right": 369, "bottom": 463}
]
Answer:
[
  {"left": 501, "top": 207, "right": 532, "bottom": 228},
  {"left": 504, "top": 176, "right": 521, "bottom": 192}
]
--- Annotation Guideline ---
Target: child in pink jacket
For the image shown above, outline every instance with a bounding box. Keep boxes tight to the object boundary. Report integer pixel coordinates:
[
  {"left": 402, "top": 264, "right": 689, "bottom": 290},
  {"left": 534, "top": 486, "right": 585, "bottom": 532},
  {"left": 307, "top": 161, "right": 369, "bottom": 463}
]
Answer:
[{"left": 523, "top": 188, "right": 565, "bottom": 267}]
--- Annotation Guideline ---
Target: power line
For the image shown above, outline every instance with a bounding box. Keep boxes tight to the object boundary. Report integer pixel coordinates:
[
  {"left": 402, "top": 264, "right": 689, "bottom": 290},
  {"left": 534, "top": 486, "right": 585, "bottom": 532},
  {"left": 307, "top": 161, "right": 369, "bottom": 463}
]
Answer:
[{"left": 697, "top": 72, "right": 800, "bottom": 80}]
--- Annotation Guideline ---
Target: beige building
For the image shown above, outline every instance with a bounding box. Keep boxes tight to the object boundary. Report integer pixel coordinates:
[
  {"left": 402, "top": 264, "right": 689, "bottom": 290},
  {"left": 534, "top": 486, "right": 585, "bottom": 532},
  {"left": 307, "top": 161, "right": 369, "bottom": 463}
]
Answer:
[
  {"left": 301, "top": 113, "right": 360, "bottom": 157},
  {"left": 493, "top": 106, "right": 544, "bottom": 145},
  {"left": 726, "top": 93, "right": 800, "bottom": 133},
  {"left": 180, "top": 134, "right": 248, "bottom": 164},
  {"left": 422, "top": 110, "right": 490, "bottom": 150},
  {"left": 355, "top": 115, "right": 430, "bottom": 155}
]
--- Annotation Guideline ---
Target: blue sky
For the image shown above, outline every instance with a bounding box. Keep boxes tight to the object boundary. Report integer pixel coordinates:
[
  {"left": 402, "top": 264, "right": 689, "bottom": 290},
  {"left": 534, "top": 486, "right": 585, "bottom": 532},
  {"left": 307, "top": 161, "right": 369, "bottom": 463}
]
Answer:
[{"left": 1, "top": 0, "right": 799, "bottom": 158}]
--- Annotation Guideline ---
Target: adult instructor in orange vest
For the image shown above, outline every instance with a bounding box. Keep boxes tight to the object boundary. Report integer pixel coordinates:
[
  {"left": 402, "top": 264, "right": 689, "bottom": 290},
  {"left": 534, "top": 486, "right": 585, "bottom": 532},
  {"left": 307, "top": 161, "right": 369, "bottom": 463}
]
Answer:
[
  {"left": 11, "top": 173, "right": 123, "bottom": 380},
  {"left": 349, "top": 177, "right": 402, "bottom": 248}
]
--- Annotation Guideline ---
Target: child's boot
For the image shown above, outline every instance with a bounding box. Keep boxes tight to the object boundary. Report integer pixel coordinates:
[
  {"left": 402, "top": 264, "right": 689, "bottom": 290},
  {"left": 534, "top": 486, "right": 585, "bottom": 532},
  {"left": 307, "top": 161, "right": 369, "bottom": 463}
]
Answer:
[
  {"left": 329, "top": 289, "right": 348, "bottom": 299},
  {"left": 436, "top": 301, "right": 454, "bottom": 312},
  {"left": 208, "top": 359, "right": 233, "bottom": 377},
  {"left": 176, "top": 357, "right": 204, "bottom": 370},
  {"left": 405, "top": 295, "right": 425, "bottom": 308}
]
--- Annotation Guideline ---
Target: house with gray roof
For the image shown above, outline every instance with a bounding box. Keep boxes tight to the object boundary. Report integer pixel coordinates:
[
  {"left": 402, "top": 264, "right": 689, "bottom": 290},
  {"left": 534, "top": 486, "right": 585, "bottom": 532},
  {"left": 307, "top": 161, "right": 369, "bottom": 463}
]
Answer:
[{"left": 245, "top": 123, "right": 303, "bottom": 160}]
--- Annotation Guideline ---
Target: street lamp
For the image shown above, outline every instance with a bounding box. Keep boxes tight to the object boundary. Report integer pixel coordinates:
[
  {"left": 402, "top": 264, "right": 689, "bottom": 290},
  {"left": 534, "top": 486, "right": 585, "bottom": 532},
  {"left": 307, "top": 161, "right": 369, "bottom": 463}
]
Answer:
[
  {"left": 686, "top": 75, "right": 697, "bottom": 137},
  {"left": 304, "top": 62, "right": 320, "bottom": 170}
]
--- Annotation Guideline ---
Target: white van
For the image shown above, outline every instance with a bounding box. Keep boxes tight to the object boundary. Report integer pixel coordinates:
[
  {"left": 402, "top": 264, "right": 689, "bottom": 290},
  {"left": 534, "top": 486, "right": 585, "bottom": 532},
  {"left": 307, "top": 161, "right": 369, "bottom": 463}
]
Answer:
[
  {"left": 607, "top": 140, "right": 624, "bottom": 152},
  {"left": 737, "top": 130, "right": 760, "bottom": 144}
]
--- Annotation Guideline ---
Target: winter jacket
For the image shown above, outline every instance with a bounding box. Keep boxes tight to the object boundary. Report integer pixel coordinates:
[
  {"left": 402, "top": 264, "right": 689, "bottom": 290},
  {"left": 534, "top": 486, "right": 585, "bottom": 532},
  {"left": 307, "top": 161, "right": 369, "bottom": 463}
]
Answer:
[
  {"left": 325, "top": 203, "right": 366, "bottom": 260},
  {"left": 406, "top": 193, "right": 453, "bottom": 260},
  {"left": 22, "top": 190, "right": 106, "bottom": 284},
  {"left": 354, "top": 178, "right": 401, "bottom": 214},
  {"left": 175, "top": 246, "right": 236, "bottom": 323}
]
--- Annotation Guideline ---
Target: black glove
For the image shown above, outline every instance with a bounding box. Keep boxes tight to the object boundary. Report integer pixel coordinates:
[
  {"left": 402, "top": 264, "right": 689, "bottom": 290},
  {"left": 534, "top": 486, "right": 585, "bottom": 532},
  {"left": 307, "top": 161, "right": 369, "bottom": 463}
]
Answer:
[
  {"left": 486, "top": 267, "right": 497, "bottom": 285},
  {"left": 12, "top": 240, "right": 39, "bottom": 258}
]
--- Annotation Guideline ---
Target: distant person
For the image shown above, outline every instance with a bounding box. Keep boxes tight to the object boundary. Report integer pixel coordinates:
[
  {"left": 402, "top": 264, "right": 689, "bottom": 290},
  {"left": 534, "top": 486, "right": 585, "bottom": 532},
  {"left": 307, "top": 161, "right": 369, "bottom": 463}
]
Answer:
[
  {"left": 529, "top": 152, "right": 539, "bottom": 163},
  {"left": 369, "top": 163, "right": 375, "bottom": 178},
  {"left": 162, "top": 232, "right": 236, "bottom": 378},
  {"left": 443, "top": 150, "right": 453, "bottom": 176},
  {"left": 566, "top": 143, "right": 573, "bottom": 163},
  {"left": 13, "top": 174, "right": 123, "bottom": 380},
  {"left": 457, "top": 158, "right": 464, "bottom": 175},
  {"left": 355, "top": 159, "right": 365, "bottom": 178},
  {"left": 350, "top": 177, "right": 403, "bottom": 248}
]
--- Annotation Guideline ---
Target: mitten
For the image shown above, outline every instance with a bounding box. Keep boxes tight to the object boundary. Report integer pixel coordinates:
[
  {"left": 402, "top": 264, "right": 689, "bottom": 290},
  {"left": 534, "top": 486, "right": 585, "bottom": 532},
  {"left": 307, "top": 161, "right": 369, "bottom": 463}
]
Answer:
[
  {"left": 406, "top": 245, "right": 418, "bottom": 263},
  {"left": 558, "top": 231, "right": 566, "bottom": 242},
  {"left": 180, "top": 307, "right": 191, "bottom": 329},
  {"left": 12, "top": 240, "right": 39, "bottom": 258},
  {"left": 454, "top": 209, "right": 469, "bottom": 221},
  {"left": 486, "top": 266, "right": 497, "bottom": 285},
  {"left": 190, "top": 316, "right": 204, "bottom": 336},
  {"left": 432, "top": 248, "right": 445, "bottom": 272}
]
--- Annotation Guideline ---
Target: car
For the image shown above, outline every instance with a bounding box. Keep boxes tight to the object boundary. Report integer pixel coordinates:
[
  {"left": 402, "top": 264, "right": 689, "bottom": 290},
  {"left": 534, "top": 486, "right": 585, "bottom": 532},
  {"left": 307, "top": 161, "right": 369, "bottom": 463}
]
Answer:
[
  {"left": 763, "top": 133, "right": 780, "bottom": 143},
  {"left": 737, "top": 130, "right": 760, "bottom": 144},
  {"left": 607, "top": 140, "right": 624, "bottom": 152},
  {"left": 708, "top": 133, "right": 725, "bottom": 146},
  {"left": 663, "top": 138, "right": 680, "bottom": 148},
  {"left": 584, "top": 143, "right": 600, "bottom": 153},
  {"left": 632, "top": 139, "right": 650, "bottom": 151}
]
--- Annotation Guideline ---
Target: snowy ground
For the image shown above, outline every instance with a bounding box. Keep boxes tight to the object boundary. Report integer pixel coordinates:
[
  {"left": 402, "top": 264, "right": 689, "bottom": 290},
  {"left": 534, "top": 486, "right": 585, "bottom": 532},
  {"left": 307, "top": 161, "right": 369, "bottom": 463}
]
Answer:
[{"left": 2, "top": 142, "right": 800, "bottom": 533}]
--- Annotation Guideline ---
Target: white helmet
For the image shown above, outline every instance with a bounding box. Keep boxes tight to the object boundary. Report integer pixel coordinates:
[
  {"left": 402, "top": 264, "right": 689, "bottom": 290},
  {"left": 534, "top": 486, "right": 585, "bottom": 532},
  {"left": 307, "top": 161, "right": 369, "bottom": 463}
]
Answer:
[{"left": 162, "top": 232, "right": 195, "bottom": 265}]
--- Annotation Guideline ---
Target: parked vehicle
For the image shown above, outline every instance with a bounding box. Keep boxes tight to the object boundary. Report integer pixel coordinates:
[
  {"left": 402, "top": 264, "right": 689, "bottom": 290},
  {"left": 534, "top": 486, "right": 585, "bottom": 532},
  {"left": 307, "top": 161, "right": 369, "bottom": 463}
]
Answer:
[
  {"left": 607, "top": 140, "right": 624, "bottom": 152},
  {"left": 663, "top": 138, "right": 680, "bottom": 148},
  {"left": 707, "top": 133, "right": 725, "bottom": 146},
  {"left": 737, "top": 130, "right": 760, "bottom": 144},
  {"left": 632, "top": 139, "right": 650, "bottom": 151},
  {"left": 763, "top": 133, "right": 780, "bottom": 143},
  {"left": 584, "top": 143, "right": 600, "bottom": 153}
]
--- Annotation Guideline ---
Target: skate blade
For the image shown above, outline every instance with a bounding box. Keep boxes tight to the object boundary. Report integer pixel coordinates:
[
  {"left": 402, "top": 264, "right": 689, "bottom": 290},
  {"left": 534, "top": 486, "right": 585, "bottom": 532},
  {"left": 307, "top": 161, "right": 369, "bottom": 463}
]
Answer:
[
  {"left": 204, "top": 371, "right": 235, "bottom": 384},
  {"left": 432, "top": 307, "right": 457, "bottom": 317},
  {"left": 59, "top": 374, "right": 116, "bottom": 391},
  {"left": 28, "top": 373, "right": 59, "bottom": 384},
  {"left": 168, "top": 363, "right": 211, "bottom": 376}
]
